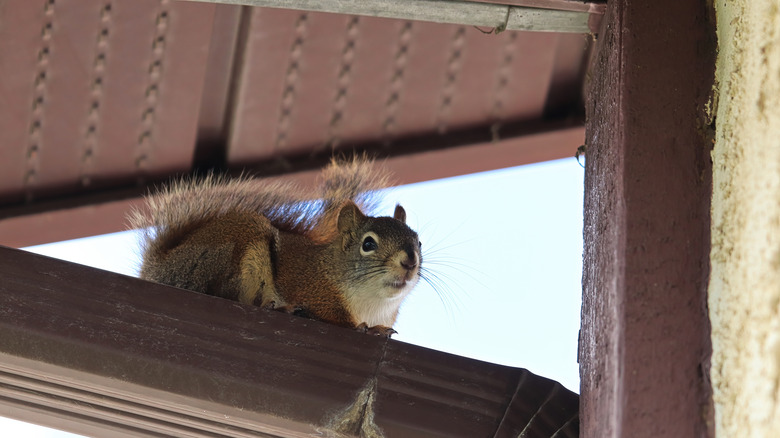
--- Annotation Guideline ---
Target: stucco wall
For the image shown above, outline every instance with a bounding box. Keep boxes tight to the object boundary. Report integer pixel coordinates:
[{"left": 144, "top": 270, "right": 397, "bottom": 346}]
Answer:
[{"left": 710, "top": 1, "right": 780, "bottom": 436}]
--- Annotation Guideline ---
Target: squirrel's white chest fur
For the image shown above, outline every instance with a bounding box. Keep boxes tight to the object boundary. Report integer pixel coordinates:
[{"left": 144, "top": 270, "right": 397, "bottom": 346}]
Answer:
[{"left": 343, "top": 281, "right": 417, "bottom": 327}]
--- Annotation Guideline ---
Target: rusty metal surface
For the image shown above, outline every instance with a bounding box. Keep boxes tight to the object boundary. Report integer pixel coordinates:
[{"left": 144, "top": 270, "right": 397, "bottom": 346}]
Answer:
[
  {"left": 0, "top": 0, "right": 591, "bottom": 245},
  {"left": 0, "top": 245, "right": 579, "bottom": 437}
]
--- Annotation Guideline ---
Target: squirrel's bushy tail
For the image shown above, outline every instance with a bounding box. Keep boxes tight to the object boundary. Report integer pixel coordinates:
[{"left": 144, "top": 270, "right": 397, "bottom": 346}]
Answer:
[
  {"left": 129, "top": 156, "right": 392, "bottom": 252},
  {"left": 310, "top": 156, "right": 390, "bottom": 241}
]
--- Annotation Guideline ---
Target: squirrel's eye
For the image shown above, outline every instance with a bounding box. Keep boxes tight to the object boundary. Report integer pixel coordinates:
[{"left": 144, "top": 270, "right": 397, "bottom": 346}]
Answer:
[
  {"left": 418, "top": 240, "right": 422, "bottom": 249},
  {"left": 361, "top": 236, "right": 378, "bottom": 253}
]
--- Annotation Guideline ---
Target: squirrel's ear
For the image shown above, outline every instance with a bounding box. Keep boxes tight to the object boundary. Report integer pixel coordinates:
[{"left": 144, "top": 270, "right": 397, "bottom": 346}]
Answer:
[
  {"left": 394, "top": 204, "right": 406, "bottom": 223},
  {"left": 337, "top": 202, "right": 365, "bottom": 233}
]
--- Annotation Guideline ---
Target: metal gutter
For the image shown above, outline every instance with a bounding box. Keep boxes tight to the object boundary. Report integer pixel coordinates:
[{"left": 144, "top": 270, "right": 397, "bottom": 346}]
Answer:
[{"left": 0, "top": 245, "right": 578, "bottom": 437}]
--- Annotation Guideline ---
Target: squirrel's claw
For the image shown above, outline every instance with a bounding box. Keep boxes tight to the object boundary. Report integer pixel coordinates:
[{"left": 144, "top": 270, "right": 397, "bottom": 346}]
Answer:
[
  {"left": 356, "top": 323, "right": 397, "bottom": 338},
  {"left": 277, "top": 305, "right": 305, "bottom": 314},
  {"left": 266, "top": 301, "right": 304, "bottom": 314}
]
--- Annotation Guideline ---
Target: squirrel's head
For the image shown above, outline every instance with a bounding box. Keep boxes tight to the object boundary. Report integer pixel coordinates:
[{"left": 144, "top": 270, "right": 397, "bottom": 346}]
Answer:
[{"left": 335, "top": 202, "right": 421, "bottom": 310}]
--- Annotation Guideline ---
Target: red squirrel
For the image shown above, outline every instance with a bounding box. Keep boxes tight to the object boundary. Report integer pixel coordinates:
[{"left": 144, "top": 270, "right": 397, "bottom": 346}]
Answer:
[{"left": 130, "top": 158, "right": 421, "bottom": 336}]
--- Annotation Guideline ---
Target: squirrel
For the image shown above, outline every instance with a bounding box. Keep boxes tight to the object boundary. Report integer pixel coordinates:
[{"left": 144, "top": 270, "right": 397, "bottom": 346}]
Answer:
[{"left": 129, "top": 158, "right": 422, "bottom": 336}]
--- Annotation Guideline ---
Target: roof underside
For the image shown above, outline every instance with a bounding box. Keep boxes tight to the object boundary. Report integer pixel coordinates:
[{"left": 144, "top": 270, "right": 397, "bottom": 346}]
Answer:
[{"left": 0, "top": 0, "right": 598, "bottom": 247}]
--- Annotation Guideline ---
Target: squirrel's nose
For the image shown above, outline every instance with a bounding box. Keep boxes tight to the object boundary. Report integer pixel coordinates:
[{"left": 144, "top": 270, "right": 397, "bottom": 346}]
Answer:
[
  {"left": 400, "top": 252, "right": 418, "bottom": 271},
  {"left": 401, "top": 258, "right": 416, "bottom": 271}
]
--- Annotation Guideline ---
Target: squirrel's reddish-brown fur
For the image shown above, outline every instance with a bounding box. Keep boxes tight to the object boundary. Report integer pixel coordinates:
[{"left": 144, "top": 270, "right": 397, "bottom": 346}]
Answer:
[{"left": 130, "top": 158, "right": 421, "bottom": 335}]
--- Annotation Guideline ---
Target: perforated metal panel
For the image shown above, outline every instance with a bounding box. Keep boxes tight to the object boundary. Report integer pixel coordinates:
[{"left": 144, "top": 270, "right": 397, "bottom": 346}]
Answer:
[{"left": 0, "top": 0, "right": 596, "bottom": 245}]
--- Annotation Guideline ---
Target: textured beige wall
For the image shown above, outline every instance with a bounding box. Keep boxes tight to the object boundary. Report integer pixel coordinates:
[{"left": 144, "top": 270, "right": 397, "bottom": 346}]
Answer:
[{"left": 710, "top": 1, "right": 780, "bottom": 436}]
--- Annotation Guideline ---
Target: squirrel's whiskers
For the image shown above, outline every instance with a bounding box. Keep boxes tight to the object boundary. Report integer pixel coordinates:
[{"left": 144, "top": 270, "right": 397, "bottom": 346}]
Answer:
[{"left": 414, "top": 232, "right": 482, "bottom": 321}]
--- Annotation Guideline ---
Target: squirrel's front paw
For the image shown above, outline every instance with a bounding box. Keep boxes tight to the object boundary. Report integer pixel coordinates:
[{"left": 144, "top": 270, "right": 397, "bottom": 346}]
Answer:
[{"left": 356, "top": 323, "right": 397, "bottom": 338}]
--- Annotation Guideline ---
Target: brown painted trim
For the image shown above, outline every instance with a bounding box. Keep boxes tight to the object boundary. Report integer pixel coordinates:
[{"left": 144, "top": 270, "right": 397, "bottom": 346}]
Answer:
[
  {"left": 0, "top": 123, "right": 584, "bottom": 248},
  {"left": 0, "top": 246, "right": 578, "bottom": 437},
  {"left": 580, "top": 0, "right": 715, "bottom": 437}
]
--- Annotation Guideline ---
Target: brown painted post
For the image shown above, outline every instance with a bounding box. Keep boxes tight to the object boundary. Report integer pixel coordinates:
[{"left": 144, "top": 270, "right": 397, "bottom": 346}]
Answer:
[{"left": 581, "top": 1, "right": 715, "bottom": 437}]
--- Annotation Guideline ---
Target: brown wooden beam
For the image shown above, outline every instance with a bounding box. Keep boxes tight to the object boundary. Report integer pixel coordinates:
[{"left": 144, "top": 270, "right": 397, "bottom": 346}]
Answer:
[
  {"left": 0, "top": 245, "right": 578, "bottom": 437},
  {"left": 580, "top": 0, "right": 715, "bottom": 437},
  {"left": 0, "top": 123, "right": 584, "bottom": 248}
]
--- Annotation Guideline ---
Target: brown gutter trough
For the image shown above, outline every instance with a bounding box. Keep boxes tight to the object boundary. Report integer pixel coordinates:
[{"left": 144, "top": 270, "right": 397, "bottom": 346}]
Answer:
[{"left": 0, "top": 245, "right": 577, "bottom": 437}]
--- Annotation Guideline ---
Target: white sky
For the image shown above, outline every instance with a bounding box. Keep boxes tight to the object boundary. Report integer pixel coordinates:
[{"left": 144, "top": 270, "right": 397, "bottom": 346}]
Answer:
[{"left": 9, "top": 157, "right": 584, "bottom": 437}]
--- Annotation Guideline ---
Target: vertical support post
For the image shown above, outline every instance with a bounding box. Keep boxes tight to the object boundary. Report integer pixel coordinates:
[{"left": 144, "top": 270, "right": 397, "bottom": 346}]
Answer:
[{"left": 580, "top": 1, "right": 715, "bottom": 437}]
